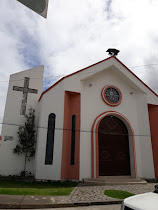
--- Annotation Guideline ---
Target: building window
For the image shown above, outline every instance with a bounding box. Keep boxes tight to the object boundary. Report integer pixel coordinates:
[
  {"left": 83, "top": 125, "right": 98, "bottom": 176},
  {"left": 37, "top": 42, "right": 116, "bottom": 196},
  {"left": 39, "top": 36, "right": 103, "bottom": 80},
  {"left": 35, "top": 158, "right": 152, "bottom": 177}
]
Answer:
[
  {"left": 45, "top": 113, "right": 56, "bottom": 165},
  {"left": 70, "top": 115, "right": 76, "bottom": 165}
]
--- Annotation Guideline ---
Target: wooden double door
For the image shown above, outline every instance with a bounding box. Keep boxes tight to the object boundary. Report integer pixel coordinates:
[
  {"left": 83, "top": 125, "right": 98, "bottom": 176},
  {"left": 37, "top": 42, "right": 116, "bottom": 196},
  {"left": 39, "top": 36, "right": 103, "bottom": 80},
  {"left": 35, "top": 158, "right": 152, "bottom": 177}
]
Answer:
[{"left": 98, "top": 116, "right": 131, "bottom": 176}]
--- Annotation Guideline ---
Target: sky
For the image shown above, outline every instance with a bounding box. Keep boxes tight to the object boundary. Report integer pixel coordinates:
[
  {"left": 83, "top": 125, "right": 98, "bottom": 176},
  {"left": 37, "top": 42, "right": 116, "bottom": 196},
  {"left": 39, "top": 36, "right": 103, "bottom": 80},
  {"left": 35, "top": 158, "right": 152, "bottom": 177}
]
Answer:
[{"left": 1, "top": 0, "right": 158, "bottom": 132}]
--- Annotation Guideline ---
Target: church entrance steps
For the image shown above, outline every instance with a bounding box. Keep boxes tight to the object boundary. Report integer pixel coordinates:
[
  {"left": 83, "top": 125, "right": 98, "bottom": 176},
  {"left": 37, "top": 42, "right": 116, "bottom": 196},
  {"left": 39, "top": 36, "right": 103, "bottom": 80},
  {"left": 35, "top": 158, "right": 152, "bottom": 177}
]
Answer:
[{"left": 83, "top": 176, "right": 147, "bottom": 185}]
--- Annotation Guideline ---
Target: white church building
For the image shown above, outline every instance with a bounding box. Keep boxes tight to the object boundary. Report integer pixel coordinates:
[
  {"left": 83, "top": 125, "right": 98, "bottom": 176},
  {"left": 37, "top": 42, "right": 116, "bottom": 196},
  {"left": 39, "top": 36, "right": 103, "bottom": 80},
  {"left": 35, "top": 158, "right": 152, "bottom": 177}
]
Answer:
[{"left": 0, "top": 55, "right": 158, "bottom": 181}]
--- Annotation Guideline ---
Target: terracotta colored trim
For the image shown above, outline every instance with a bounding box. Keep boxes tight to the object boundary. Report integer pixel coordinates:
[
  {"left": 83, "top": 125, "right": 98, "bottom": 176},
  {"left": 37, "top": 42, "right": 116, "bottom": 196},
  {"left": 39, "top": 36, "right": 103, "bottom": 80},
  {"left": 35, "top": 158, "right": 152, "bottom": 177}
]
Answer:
[
  {"left": 91, "top": 111, "right": 137, "bottom": 178},
  {"left": 61, "top": 91, "right": 81, "bottom": 180},
  {"left": 39, "top": 77, "right": 64, "bottom": 101},
  {"left": 39, "top": 57, "right": 113, "bottom": 101},
  {"left": 39, "top": 56, "right": 158, "bottom": 102},
  {"left": 91, "top": 125, "right": 94, "bottom": 178},
  {"left": 148, "top": 104, "right": 158, "bottom": 178},
  {"left": 114, "top": 57, "right": 158, "bottom": 98},
  {"left": 101, "top": 85, "right": 122, "bottom": 106}
]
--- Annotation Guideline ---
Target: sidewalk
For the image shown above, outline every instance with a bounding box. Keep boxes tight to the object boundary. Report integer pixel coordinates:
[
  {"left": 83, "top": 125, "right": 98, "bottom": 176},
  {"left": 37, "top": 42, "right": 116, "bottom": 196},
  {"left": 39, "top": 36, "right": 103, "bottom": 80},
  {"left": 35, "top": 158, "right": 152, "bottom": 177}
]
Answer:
[{"left": 0, "top": 183, "right": 155, "bottom": 209}]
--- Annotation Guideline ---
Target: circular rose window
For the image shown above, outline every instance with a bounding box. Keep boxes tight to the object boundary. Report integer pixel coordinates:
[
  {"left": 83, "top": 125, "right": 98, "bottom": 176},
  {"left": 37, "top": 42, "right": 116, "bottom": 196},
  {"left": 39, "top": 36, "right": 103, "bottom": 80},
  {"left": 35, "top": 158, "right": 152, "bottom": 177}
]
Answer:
[{"left": 101, "top": 85, "right": 122, "bottom": 106}]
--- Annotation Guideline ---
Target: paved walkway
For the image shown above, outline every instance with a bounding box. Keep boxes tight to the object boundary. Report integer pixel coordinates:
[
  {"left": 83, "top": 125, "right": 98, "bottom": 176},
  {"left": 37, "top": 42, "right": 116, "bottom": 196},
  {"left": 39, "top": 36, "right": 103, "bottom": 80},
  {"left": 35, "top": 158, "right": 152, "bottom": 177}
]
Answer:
[
  {"left": 68, "top": 183, "right": 155, "bottom": 203},
  {"left": 0, "top": 183, "right": 156, "bottom": 208},
  {"left": 0, "top": 205, "right": 122, "bottom": 210}
]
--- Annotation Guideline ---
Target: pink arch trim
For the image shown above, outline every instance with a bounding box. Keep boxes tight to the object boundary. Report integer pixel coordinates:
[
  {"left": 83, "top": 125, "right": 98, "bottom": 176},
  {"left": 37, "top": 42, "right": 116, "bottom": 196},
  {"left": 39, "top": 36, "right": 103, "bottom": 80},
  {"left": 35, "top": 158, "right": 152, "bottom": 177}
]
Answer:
[{"left": 91, "top": 111, "right": 137, "bottom": 178}]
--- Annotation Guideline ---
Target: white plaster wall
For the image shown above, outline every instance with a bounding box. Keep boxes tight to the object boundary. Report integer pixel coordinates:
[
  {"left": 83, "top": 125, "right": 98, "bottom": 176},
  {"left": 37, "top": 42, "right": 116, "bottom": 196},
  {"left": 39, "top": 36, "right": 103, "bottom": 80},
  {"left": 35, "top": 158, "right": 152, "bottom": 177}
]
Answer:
[
  {"left": 135, "top": 93, "right": 155, "bottom": 178},
  {"left": 0, "top": 66, "right": 44, "bottom": 176},
  {"left": 36, "top": 57, "right": 156, "bottom": 180},
  {"left": 112, "top": 59, "right": 158, "bottom": 105},
  {"left": 61, "top": 61, "right": 156, "bottom": 180},
  {"left": 79, "top": 69, "right": 138, "bottom": 179},
  {"left": 79, "top": 57, "right": 158, "bottom": 105},
  {"left": 35, "top": 81, "right": 65, "bottom": 180},
  {"left": 1, "top": 57, "right": 156, "bottom": 180}
]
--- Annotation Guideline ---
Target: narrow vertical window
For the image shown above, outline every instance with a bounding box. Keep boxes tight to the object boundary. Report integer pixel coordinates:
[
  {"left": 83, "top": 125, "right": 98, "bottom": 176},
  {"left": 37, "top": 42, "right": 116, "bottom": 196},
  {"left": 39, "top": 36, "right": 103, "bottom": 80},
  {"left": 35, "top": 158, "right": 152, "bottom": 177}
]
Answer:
[
  {"left": 70, "top": 115, "right": 76, "bottom": 165},
  {"left": 45, "top": 113, "right": 56, "bottom": 165}
]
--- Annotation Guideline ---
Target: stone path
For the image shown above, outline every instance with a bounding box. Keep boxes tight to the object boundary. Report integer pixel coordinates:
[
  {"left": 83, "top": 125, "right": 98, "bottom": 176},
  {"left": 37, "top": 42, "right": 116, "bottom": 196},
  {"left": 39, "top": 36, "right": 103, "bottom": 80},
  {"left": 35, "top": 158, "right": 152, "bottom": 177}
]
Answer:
[
  {"left": 0, "top": 183, "right": 156, "bottom": 208},
  {"left": 55, "top": 183, "right": 156, "bottom": 203},
  {"left": 31, "top": 205, "right": 121, "bottom": 210}
]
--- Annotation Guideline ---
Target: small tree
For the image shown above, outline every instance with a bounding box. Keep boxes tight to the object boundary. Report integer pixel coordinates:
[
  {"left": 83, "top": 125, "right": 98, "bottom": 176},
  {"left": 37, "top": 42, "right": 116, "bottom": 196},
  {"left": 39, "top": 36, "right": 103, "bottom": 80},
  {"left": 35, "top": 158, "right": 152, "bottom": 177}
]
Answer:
[{"left": 13, "top": 108, "right": 36, "bottom": 176}]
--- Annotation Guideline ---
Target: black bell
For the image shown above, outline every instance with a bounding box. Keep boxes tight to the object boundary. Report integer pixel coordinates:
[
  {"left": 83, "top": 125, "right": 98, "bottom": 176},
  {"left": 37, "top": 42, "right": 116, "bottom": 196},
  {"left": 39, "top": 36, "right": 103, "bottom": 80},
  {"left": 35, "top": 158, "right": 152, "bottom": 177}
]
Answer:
[{"left": 106, "top": 48, "right": 120, "bottom": 56}]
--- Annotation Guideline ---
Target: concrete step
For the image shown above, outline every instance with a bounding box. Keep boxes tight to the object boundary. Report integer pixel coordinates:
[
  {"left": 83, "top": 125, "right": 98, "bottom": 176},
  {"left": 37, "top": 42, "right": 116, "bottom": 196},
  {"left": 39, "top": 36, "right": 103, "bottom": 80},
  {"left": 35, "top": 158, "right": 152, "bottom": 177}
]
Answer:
[
  {"left": 98, "top": 176, "right": 133, "bottom": 179},
  {"left": 83, "top": 176, "right": 147, "bottom": 185}
]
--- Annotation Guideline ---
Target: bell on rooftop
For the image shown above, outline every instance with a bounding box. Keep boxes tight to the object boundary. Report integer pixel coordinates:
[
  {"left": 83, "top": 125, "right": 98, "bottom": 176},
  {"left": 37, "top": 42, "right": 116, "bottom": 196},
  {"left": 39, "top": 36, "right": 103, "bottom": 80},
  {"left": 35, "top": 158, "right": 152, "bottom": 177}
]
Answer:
[{"left": 106, "top": 48, "right": 120, "bottom": 56}]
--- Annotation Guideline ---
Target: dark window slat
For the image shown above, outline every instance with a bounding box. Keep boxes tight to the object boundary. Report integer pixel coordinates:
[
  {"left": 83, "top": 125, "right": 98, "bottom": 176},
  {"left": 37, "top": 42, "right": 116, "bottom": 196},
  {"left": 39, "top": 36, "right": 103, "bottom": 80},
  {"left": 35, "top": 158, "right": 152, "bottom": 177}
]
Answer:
[
  {"left": 45, "top": 113, "right": 56, "bottom": 165},
  {"left": 70, "top": 115, "right": 76, "bottom": 165}
]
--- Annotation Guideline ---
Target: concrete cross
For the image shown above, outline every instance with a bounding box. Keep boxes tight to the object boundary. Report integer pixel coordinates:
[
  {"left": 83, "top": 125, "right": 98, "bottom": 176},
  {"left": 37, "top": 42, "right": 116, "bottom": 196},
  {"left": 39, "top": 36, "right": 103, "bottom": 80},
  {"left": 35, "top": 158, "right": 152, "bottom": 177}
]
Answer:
[{"left": 13, "top": 77, "right": 38, "bottom": 115}]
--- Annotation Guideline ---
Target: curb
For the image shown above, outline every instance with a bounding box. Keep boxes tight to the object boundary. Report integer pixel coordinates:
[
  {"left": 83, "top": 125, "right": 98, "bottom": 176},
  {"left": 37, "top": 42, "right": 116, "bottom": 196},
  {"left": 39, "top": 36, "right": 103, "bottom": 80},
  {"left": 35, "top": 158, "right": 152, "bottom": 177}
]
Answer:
[{"left": 0, "top": 200, "right": 122, "bottom": 209}]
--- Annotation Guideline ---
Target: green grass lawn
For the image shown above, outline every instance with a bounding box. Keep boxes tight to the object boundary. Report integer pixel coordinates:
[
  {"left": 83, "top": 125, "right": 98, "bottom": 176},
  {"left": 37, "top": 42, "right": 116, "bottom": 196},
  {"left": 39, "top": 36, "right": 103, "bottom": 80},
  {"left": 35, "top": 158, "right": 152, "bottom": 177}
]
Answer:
[
  {"left": 104, "top": 190, "right": 135, "bottom": 199},
  {"left": 0, "top": 180, "right": 77, "bottom": 196}
]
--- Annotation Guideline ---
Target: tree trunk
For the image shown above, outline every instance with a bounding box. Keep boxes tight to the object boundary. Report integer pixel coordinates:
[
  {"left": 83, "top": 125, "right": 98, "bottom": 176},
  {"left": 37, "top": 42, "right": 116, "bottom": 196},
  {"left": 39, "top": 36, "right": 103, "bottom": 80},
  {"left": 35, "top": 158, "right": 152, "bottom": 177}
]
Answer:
[{"left": 24, "top": 153, "right": 27, "bottom": 176}]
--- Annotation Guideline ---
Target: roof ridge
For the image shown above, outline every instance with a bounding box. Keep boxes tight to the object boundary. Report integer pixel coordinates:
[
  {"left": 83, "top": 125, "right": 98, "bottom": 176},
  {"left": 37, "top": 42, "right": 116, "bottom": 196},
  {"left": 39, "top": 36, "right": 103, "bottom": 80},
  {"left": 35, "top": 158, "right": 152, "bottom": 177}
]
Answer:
[{"left": 39, "top": 56, "right": 158, "bottom": 101}]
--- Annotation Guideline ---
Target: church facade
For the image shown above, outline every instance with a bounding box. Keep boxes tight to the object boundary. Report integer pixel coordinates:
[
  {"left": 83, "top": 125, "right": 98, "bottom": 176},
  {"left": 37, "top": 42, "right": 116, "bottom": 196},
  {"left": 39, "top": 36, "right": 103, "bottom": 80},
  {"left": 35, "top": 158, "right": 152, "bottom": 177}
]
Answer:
[{"left": 0, "top": 56, "right": 158, "bottom": 181}]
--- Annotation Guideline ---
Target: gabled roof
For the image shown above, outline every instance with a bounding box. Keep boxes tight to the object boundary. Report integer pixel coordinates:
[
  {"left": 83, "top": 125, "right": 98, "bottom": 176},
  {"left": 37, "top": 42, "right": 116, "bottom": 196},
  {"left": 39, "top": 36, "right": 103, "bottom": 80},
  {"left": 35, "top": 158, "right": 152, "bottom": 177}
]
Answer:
[{"left": 39, "top": 56, "right": 158, "bottom": 101}]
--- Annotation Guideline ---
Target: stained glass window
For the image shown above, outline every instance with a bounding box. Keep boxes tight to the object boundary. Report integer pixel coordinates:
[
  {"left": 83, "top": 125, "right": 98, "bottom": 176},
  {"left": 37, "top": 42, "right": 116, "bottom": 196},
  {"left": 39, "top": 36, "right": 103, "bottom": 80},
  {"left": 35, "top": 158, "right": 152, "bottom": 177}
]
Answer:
[{"left": 105, "top": 87, "right": 120, "bottom": 103}]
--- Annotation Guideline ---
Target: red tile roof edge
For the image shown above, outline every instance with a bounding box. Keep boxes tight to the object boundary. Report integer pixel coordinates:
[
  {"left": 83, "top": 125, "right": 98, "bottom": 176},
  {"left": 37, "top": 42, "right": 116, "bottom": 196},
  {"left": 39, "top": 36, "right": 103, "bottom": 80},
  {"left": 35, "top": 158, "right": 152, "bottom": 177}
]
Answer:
[{"left": 39, "top": 56, "right": 158, "bottom": 101}]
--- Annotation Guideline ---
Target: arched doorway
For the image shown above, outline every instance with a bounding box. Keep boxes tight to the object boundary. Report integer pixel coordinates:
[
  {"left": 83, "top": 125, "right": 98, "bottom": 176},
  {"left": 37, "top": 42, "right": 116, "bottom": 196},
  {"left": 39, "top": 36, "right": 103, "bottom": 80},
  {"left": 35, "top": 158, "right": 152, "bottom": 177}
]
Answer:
[{"left": 98, "top": 116, "right": 131, "bottom": 176}]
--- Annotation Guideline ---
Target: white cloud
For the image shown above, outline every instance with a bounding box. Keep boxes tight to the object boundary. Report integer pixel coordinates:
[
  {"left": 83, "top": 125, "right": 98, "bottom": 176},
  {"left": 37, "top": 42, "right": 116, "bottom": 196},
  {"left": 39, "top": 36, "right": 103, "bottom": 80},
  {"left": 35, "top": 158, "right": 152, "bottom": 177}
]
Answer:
[{"left": 1, "top": 0, "right": 158, "bottom": 133}]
